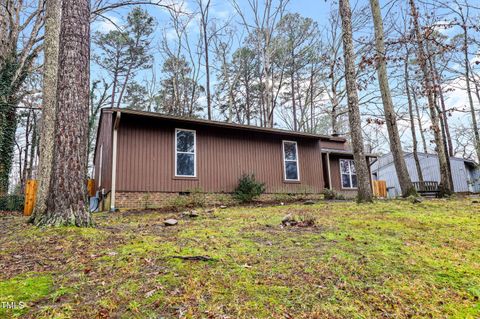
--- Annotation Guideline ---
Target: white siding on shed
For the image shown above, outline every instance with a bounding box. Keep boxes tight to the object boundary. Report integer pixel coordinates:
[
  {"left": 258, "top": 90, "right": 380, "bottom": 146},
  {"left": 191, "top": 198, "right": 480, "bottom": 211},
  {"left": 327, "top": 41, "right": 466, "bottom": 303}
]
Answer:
[{"left": 372, "top": 153, "right": 478, "bottom": 197}]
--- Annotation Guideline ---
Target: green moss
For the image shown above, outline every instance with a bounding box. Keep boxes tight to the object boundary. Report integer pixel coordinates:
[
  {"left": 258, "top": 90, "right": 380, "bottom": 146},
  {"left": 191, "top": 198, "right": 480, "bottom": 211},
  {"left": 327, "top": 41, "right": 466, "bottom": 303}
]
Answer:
[
  {"left": 1, "top": 198, "right": 479, "bottom": 317},
  {"left": 0, "top": 273, "right": 54, "bottom": 317}
]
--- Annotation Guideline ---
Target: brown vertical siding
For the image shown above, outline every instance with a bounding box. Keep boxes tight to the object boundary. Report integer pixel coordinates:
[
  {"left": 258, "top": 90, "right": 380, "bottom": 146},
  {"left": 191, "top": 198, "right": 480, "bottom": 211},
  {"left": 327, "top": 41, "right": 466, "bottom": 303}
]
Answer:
[
  {"left": 330, "top": 154, "right": 350, "bottom": 191},
  {"left": 328, "top": 154, "right": 373, "bottom": 193},
  {"left": 321, "top": 140, "right": 348, "bottom": 150},
  {"left": 94, "top": 110, "right": 113, "bottom": 192},
  {"left": 116, "top": 114, "right": 326, "bottom": 193}
]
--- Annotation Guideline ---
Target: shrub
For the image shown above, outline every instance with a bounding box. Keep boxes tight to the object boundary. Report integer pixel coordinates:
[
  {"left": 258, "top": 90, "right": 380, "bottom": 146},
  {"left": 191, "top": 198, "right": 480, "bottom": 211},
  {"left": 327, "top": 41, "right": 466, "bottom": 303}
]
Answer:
[
  {"left": 322, "top": 189, "right": 346, "bottom": 200},
  {"left": 322, "top": 188, "right": 336, "bottom": 200},
  {"left": 234, "top": 174, "right": 266, "bottom": 203}
]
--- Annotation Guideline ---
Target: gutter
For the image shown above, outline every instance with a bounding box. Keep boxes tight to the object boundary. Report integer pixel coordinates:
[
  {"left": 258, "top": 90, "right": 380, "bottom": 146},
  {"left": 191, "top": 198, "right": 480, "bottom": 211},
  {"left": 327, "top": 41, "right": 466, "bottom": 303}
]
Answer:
[{"left": 110, "top": 111, "right": 121, "bottom": 212}]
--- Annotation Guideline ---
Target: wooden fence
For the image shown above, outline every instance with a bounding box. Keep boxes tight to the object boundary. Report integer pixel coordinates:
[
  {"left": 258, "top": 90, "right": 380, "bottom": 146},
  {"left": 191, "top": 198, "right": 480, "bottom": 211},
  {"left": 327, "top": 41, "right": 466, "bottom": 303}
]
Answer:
[{"left": 372, "top": 180, "right": 387, "bottom": 198}]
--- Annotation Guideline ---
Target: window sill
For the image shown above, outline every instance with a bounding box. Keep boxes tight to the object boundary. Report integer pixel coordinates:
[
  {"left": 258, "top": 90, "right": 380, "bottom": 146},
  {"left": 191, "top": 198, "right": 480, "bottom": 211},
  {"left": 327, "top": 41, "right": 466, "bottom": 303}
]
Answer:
[
  {"left": 173, "top": 176, "right": 199, "bottom": 181},
  {"left": 283, "top": 180, "right": 301, "bottom": 184}
]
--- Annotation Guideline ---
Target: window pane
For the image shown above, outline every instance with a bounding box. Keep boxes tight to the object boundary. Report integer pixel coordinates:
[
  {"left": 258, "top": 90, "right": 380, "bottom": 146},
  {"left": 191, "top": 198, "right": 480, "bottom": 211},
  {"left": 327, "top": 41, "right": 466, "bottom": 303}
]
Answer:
[
  {"left": 284, "top": 142, "right": 297, "bottom": 160},
  {"left": 340, "top": 160, "right": 350, "bottom": 174},
  {"left": 349, "top": 160, "right": 356, "bottom": 174},
  {"left": 177, "top": 130, "right": 194, "bottom": 152},
  {"left": 342, "top": 174, "right": 351, "bottom": 188},
  {"left": 285, "top": 161, "right": 298, "bottom": 180},
  {"left": 177, "top": 153, "right": 195, "bottom": 176},
  {"left": 351, "top": 174, "right": 358, "bottom": 188}
]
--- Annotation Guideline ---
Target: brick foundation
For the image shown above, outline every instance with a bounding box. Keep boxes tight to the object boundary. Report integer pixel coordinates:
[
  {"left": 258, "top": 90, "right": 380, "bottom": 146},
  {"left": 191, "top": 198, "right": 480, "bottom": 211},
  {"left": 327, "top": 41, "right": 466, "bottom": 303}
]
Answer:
[{"left": 113, "top": 191, "right": 324, "bottom": 210}]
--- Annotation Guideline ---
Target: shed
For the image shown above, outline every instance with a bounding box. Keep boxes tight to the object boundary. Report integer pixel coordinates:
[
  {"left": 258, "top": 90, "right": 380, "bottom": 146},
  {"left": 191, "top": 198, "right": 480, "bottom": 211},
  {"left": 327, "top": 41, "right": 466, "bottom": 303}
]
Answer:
[{"left": 372, "top": 152, "right": 480, "bottom": 197}]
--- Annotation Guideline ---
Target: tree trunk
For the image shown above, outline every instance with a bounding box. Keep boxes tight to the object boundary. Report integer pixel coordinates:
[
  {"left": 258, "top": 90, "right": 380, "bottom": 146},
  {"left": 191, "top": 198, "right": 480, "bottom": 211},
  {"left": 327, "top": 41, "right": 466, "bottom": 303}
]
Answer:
[
  {"left": 310, "top": 66, "right": 315, "bottom": 133},
  {"left": 200, "top": 0, "right": 212, "bottom": 120},
  {"left": 27, "top": 112, "right": 37, "bottom": 180},
  {"left": 291, "top": 71, "right": 297, "bottom": 131},
  {"left": 409, "top": 0, "right": 451, "bottom": 196},
  {"left": 339, "top": 0, "right": 373, "bottom": 203},
  {"left": 34, "top": 0, "right": 91, "bottom": 226},
  {"left": 426, "top": 50, "right": 453, "bottom": 190},
  {"left": 462, "top": 24, "right": 480, "bottom": 161},
  {"left": 411, "top": 88, "right": 428, "bottom": 153},
  {"left": 21, "top": 110, "right": 31, "bottom": 192},
  {"left": 432, "top": 58, "right": 453, "bottom": 156},
  {"left": 30, "top": 0, "right": 62, "bottom": 223},
  {"left": 404, "top": 53, "right": 424, "bottom": 182},
  {"left": 245, "top": 76, "right": 251, "bottom": 125},
  {"left": 369, "top": 0, "right": 415, "bottom": 197},
  {"left": 0, "top": 58, "right": 20, "bottom": 194}
]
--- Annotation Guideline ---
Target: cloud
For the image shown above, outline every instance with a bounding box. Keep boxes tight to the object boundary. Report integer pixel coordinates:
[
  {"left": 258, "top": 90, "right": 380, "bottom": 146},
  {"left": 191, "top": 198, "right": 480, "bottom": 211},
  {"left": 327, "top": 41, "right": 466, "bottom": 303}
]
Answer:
[{"left": 92, "top": 15, "right": 121, "bottom": 33}]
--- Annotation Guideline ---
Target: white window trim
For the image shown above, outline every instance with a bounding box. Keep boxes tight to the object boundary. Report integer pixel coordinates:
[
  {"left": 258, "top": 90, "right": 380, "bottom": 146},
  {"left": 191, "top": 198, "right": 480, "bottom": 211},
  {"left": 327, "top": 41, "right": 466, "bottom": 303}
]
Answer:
[
  {"left": 174, "top": 128, "right": 197, "bottom": 178},
  {"left": 282, "top": 140, "right": 300, "bottom": 181},
  {"left": 340, "top": 158, "right": 357, "bottom": 189}
]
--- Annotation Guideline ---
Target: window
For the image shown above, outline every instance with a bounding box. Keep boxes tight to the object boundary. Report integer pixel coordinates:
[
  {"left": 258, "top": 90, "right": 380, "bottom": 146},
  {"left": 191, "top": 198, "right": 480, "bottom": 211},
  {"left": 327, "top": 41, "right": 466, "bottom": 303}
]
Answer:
[
  {"left": 340, "top": 159, "right": 357, "bottom": 188},
  {"left": 175, "top": 129, "right": 196, "bottom": 177},
  {"left": 283, "top": 141, "right": 299, "bottom": 181}
]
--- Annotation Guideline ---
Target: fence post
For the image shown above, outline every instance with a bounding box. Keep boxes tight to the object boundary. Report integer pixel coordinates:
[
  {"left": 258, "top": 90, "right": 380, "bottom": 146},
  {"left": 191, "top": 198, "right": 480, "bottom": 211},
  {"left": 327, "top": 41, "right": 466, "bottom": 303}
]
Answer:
[{"left": 24, "top": 180, "right": 37, "bottom": 216}]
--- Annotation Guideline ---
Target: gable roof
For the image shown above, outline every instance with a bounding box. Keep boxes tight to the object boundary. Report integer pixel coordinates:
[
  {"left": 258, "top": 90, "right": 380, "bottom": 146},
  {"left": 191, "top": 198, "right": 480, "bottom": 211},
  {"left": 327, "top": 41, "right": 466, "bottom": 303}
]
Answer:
[{"left": 108, "top": 108, "right": 346, "bottom": 142}]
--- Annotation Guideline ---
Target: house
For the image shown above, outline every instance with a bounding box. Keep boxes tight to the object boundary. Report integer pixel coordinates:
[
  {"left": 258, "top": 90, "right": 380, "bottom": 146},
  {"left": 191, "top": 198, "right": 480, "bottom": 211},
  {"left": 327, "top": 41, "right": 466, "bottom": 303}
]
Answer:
[
  {"left": 93, "top": 108, "right": 376, "bottom": 210},
  {"left": 372, "top": 152, "right": 480, "bottom": 197}
]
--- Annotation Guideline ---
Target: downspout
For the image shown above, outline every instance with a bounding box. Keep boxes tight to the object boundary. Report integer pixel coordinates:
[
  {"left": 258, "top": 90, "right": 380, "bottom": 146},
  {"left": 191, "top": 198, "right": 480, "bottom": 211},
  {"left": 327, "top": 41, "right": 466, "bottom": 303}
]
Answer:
[{"left": 110, "top": 111, "right": 121, "bottom": 212}]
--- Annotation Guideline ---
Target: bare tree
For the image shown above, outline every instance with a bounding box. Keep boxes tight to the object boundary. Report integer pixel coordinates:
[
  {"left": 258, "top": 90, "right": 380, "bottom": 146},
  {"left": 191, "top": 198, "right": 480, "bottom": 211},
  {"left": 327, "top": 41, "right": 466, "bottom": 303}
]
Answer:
[
  {"left": 231, "top": 0, "right": 289, "bottom": 127},
  {"left": 404, "top": 50, "right": 424, "bottom": 182},
  {"left": 339, "top": 0, "right": 373, "bottom": 203},
  {"left": 197, "top": 0, "right": 213, "bottom": 119},
  {"left": 409, "top": 0, "right": 452, "bottom": 195},
  {"left": 0, "top": 0, "right": 44, "bottom": 194},
  {"left": 369, "top": 0, "right": 415, "bottom": 196}
]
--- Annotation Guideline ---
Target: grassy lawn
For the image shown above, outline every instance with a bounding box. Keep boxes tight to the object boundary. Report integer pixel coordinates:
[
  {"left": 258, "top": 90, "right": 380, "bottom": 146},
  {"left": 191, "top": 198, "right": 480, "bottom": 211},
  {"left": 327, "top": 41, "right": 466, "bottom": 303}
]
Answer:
[{"left": 0, "top": 198, "right": 479, "bottom": 318}]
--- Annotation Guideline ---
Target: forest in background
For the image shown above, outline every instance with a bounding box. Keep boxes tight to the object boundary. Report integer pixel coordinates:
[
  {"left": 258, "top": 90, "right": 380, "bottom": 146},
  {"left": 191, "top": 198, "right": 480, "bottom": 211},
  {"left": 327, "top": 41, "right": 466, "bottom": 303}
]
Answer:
[{"left": 2, "top": 0, "right": 480, "bottom": 199}]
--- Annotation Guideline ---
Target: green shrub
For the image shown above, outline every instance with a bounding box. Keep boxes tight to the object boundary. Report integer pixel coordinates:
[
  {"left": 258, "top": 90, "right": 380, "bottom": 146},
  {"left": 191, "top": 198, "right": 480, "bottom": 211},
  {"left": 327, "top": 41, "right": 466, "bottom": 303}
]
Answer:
[
  {"left": 322, "top": 189, "right": 345, "bottom": 200},
  {"left": 234, "top": 174, "right": 266, "bottom": 203}
]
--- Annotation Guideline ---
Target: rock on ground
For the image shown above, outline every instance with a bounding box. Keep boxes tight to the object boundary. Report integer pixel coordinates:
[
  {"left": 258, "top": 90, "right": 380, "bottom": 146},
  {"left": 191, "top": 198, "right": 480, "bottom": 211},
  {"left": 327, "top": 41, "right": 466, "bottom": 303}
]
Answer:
[{"left": 164, "top": 219, "right": 178, "bottom": 226}]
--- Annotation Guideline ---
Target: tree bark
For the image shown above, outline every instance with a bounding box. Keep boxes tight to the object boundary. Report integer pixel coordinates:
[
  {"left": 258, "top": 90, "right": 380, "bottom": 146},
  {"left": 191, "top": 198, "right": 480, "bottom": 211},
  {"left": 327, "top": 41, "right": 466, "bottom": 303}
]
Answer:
[
  {"left": 34, "top": 0, "right": 92, "bottom": 226},
  {"left": 339, "top": 0, "right": 373, "bottom": 203},
  {"left": 291, "top": 70, "right": 297, "bottom": 131},
  {"left": 426, "top": 49, "right": 453, "bottom": 190},
  {"left": 199, "top": 0, "right": 212, "bottom": 120},
  {"left": 411, "top": 88, "right": 428, "bottom": 153},
  {"left": 432, "top": 58, "right": 453, "bottom": 156},
  {"left": 30, "top": 0, "right": 62, "bottom": 223},
  {"left": 369, "top": 0, "right": 415, "bottom": 197},
  {"left": 404, "top": 53, "right": 424, "bottom": 182},
  {"left": 462, "top": 24, "right": 480, "bottom": 160},
  {"left": 409, "top": 0, "right": 451, "bottom": 196},
  {"left": 27, "top": 112, "right": 37, "bottom": 180}
]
